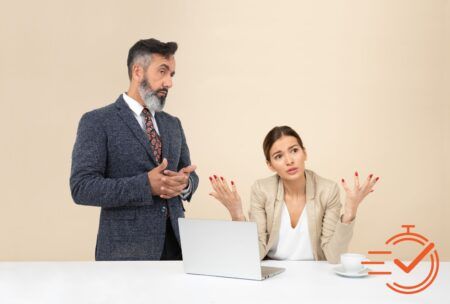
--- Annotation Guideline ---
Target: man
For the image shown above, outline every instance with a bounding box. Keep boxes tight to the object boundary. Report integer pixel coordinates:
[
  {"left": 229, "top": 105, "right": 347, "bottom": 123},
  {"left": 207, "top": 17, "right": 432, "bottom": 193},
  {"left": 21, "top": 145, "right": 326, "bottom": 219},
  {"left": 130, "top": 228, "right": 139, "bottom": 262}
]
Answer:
[{"left": 70, "top": 38, "right": 199, "bottom": 261}]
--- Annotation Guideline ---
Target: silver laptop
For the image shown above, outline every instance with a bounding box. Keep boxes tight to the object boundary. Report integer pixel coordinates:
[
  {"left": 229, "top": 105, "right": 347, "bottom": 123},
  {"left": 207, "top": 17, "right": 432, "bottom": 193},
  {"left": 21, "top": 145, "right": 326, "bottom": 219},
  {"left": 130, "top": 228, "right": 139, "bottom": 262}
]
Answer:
[{"left": 178, "top": 218, "right": 285, "bottom": 280}]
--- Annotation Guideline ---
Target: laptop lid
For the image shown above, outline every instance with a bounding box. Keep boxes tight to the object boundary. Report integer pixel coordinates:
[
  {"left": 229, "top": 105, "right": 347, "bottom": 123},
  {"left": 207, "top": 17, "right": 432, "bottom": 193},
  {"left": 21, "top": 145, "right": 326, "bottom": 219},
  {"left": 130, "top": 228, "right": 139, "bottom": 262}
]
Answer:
[{"left": 178, "top": 218, "right": 263, "bottom": 280}]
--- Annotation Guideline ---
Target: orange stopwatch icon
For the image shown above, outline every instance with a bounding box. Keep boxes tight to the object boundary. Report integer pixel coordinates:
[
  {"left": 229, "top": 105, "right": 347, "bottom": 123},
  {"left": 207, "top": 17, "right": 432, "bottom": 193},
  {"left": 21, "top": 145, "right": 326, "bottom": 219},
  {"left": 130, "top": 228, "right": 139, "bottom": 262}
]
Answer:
[{"left": 364, "top": 225, "right": 439, "bottom": 294}]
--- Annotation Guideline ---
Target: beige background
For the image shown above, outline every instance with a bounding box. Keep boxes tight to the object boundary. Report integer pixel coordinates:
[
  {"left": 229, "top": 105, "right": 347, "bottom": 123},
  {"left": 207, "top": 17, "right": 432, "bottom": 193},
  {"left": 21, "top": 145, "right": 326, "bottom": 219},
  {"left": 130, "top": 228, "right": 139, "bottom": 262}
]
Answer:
[{"left": 0, "top": 0, "right": 449, "bottom": 261}]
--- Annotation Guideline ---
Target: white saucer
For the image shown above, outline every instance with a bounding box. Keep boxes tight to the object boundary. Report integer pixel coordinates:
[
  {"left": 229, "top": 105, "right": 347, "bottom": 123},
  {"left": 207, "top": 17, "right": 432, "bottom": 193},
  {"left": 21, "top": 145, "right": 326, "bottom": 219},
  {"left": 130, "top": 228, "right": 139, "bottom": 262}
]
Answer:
[{"left": 333, "top": 265, "right": 370, "bottom": 278}]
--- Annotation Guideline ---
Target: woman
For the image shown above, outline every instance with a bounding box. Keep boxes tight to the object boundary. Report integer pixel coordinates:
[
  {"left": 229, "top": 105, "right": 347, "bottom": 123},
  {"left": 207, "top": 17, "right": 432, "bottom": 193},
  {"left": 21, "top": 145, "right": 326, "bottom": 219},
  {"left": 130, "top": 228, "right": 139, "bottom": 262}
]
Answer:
[{"left": 209, "top": 126, "right": 379, "bottom": 263}]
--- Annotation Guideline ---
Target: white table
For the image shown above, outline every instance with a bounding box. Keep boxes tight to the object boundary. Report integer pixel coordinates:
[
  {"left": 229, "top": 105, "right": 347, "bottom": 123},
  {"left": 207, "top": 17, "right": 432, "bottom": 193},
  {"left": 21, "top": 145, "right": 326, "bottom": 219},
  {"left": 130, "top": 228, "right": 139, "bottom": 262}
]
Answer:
[{"left": 0, "top": 261, "right": 448, "bottom": 304}]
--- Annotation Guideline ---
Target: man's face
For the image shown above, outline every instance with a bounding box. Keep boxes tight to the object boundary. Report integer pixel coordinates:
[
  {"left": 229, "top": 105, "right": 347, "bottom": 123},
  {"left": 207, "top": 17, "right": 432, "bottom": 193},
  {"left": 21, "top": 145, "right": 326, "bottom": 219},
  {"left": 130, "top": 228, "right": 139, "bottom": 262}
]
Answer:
[{"left": 138, "top": 54, "right": 176, "bottom": 112}]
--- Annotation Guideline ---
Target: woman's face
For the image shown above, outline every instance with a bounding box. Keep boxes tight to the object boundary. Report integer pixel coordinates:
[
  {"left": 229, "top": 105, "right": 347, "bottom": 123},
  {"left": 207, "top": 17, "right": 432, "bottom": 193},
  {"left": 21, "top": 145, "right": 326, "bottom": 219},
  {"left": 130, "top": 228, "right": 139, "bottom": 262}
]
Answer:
[{"left": 267, "top": 135, "right": 307, "bottom": 181}]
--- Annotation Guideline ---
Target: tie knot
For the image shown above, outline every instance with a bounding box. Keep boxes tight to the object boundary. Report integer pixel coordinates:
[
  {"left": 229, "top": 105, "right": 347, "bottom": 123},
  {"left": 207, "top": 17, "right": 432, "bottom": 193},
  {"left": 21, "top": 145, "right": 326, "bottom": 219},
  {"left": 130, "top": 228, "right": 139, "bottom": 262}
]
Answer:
[{"left": 142, "top": 107, "right": 151, "bottom": 117}]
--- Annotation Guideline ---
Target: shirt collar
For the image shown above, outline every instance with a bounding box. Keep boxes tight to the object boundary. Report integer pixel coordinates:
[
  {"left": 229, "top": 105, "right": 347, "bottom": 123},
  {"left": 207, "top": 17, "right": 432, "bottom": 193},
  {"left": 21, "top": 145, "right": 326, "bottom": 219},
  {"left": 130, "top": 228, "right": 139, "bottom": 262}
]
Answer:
[{"left": 122, "top": 93, "right": 155, "bottom": 117}]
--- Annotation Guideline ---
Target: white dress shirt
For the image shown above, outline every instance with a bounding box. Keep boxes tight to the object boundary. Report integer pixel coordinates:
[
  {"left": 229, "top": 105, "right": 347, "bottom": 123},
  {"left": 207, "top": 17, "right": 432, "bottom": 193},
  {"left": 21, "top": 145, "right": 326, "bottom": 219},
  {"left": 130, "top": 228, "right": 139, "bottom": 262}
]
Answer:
[
  {"left": 122, "top": 93, "right": 191, "bottom": 199},
  {"left": 123, "top": 93, "right": 160, "bottom": 134},
  {"left": 267, "top": 202, "right": 315, "bottom": 260}
]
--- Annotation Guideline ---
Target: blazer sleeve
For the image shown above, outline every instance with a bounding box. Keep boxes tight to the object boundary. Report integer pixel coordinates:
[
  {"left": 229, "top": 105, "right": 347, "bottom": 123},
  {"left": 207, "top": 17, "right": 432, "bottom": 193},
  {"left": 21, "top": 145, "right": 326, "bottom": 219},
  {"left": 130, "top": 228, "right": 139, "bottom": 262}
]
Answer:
[
  {"left": 70, "top": 112, "right": 154, "bottom": 208},
  {"left": 320, "top": 183, "right": 355, "bottom": 263},
  {"left": 175, "top": 117, "right": 199, "bottom": 202},
  {"left": 248, "top": 181, "right": 269, "bottom": 260}
]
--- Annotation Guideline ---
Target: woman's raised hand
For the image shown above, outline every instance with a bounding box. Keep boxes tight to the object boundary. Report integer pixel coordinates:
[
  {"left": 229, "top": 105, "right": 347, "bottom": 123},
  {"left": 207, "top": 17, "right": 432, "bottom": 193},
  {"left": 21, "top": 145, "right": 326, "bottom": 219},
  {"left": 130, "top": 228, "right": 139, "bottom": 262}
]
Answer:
[
  {"left": 209, "top": 175, "right": 245, "bottom": 221},
  {"left": 340, "top": 171, "right": 380, "bottom": 223}
]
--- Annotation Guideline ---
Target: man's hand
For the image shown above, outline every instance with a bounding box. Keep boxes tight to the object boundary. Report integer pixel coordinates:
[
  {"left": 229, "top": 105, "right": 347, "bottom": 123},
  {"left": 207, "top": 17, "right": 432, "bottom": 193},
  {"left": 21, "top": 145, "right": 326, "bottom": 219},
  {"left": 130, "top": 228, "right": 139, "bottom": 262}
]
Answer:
[
  {"left": 147, "top": 158, "right": 170, "bottom": 196},
  {"left": 159, "top": 164, "right": 197, "bottom": 199},
  {"left": 149, "top": 163, "right": 196, "bottom": 199}
]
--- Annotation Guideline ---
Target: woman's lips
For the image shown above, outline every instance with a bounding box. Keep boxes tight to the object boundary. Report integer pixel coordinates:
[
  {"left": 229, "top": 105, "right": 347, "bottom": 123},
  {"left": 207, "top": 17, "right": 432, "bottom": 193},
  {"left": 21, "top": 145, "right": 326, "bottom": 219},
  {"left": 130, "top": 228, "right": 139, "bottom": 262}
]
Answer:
[{"left": 287, "top": 168, "right": 298, "bottom": 175}]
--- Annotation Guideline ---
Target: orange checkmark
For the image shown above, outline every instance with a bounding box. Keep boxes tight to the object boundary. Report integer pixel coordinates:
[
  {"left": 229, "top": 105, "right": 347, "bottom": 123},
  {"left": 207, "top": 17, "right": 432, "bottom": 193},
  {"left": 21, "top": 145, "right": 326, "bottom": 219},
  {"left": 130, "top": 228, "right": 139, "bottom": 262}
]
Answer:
[{"left": 394, "top": 242, "right": 435, "bottom": 274}]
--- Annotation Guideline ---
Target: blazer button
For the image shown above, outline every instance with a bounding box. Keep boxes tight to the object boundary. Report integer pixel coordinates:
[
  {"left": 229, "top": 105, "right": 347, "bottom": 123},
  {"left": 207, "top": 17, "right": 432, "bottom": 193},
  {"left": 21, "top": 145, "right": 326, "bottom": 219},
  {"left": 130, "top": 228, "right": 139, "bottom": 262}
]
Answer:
[{"left": 161, "top": 206, "right": 167, "bottom": 213}]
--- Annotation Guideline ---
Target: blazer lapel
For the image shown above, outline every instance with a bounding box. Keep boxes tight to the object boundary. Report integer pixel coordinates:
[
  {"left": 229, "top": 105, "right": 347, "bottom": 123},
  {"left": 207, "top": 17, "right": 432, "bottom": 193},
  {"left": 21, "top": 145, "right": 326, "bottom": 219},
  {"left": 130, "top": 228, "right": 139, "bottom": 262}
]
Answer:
[
  {"left": 266, "top": 176, "right": 284, "bottom": 251},
  {"left": 115, "top": 96, "right": 159, "bottom": 165},
  {"left": 304, "top": 169, "right": 319, "bottom": 260}
]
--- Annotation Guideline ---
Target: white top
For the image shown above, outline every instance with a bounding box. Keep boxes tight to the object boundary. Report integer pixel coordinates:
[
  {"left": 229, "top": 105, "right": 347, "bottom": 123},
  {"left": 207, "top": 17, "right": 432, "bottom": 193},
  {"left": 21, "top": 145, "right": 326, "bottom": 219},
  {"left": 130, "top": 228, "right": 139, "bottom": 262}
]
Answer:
[
  {"left": 122, "top": 93, "right": 160, "bottom": 135},
  {"left": 267, "top": 203, "right": 314, "bottom": 260}
]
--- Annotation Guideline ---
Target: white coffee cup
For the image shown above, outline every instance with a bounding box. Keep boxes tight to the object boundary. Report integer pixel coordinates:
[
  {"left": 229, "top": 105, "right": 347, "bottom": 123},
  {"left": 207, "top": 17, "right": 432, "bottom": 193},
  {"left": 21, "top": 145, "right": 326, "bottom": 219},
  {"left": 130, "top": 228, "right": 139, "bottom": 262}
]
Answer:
[{"left": 340, "top": 253, "right": 366, "bottom": 273}]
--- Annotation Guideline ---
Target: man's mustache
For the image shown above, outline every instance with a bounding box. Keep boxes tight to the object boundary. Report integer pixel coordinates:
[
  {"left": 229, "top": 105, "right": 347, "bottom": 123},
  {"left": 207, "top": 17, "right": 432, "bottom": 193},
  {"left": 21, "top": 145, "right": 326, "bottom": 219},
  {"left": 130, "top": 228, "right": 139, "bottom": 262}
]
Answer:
[{"left": 156, "top": 89, "right": 168, "bottom": 95}]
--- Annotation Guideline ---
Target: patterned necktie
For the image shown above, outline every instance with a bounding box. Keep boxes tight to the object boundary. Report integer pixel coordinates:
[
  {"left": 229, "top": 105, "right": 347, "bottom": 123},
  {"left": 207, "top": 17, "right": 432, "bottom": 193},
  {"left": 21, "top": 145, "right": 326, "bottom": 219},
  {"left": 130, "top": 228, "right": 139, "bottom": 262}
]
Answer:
[{"left": 142, "top": 107, "right": 162, "bottom": 163}]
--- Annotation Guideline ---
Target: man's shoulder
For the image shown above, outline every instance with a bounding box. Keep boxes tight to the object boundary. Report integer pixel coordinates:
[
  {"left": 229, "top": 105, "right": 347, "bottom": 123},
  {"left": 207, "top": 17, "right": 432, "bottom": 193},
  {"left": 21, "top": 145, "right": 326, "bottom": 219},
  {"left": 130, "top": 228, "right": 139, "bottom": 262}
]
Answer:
[
  {"left": 157, "top": 110, "right": 179, "bottom": 121},
  {"left": 80, "top": 97, "right": 122, "bottom": 121},
  {"left": 156, "top": 111, "right": 183, "bottom": 128}
]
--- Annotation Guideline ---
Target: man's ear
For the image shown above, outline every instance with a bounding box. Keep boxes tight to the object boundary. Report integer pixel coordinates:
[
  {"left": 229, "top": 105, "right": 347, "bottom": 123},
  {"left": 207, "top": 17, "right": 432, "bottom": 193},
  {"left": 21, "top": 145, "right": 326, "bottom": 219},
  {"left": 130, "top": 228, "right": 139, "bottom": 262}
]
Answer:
[{"left": 132, "top": 64, "right": 144, "bottom": 82}]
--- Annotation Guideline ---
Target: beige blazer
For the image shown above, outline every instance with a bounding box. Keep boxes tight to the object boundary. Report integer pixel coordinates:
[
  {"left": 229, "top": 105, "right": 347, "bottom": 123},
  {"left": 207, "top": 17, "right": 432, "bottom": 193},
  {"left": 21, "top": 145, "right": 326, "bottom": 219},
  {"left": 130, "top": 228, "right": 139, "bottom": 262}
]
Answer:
[{"left": 248, "top": 169, "right": 355, "bottom": 264}]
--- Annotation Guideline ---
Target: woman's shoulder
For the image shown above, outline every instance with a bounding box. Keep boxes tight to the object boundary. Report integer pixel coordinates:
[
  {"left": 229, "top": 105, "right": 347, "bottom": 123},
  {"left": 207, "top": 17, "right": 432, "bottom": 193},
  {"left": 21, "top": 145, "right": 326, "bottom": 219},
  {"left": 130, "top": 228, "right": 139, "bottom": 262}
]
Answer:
[
  {"left": 253, "top": 174, "right": 279, "bottom": 189},
  {"left": 251, "top": 175, "right": 280, "bottom": 197}
]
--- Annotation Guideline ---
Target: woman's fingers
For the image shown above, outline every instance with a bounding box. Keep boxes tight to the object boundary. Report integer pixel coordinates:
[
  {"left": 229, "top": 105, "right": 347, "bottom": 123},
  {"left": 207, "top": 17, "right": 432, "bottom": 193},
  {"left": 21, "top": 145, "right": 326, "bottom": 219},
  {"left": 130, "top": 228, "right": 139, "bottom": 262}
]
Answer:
[
  {"left": 360, "top": 173, "right": 372, "bottom": 193},
  {"left": 209, "top": 175, "right": 224, "bottom": 197},
  {"left": 215, "top": 175, "right": 228, "bottom": 195},
  {"left": 354, "top": 171, "right": 360, "bottom": 190},
  {"left": 209, "top": 191, "right": 219, "bottom": 199},
  {"left": 364, "top": 174, "right": 379, "bottom": 192},
  {"left": 209, "top": 174, "right": 235, "bottom": 197},
  {"left": 371, "top": 176, "right": 380, "bottom": 187},
  {"left": 341, "top": 178, "right": 351, "bottom": 193},
  {"left": 231, "top": 180, "right": 237, "bottom": 193},
  {"left": 220, "top": 176, "right": 232, "bottom": 193}
]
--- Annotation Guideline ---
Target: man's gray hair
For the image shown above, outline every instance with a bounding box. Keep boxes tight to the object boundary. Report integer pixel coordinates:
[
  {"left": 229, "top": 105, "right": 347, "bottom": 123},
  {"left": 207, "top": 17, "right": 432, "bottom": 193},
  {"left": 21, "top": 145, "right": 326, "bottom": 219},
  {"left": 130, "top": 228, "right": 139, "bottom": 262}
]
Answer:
[
  {"left": 128, "top": 53, "right": 152, "bottom": 79},
  {"left": 127, "top": 38, "right": 178, "bottom": 80}
]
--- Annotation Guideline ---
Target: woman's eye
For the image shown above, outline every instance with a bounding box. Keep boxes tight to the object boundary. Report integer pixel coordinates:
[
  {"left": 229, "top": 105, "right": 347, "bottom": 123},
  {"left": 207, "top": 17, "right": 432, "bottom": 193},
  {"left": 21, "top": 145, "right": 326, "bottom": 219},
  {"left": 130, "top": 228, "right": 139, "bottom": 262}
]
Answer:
[
  {"left": 292, "top": 148, "right": 298, "bottom": 153},
  {"left": 160, "top": 70, "right": 166, "bottom": 75},
  {"left": 274, "top": 155, "right": 281, "bottom": 160}
]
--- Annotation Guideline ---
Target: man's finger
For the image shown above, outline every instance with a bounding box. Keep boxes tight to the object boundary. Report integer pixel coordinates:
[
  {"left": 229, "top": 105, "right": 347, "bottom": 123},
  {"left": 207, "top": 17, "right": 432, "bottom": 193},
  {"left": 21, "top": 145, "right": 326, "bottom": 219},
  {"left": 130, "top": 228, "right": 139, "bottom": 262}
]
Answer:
[
  {"left": 157, "top": 158, "right": 168, "bottom": 172},
  {"left": 162, "top": 175, "right": 187, "bottom": 186},
  {"left": 160, "top": 186, "right": 181, "bottom": 197},
  {"left": 180, "top": 165, "right": 197, "bottom": 174},
  {"left": 163, "top": 182, "right": 187, "bottom": 193},
  {"left": 163, "top": 170, "right": 182, "bottom": 177}
]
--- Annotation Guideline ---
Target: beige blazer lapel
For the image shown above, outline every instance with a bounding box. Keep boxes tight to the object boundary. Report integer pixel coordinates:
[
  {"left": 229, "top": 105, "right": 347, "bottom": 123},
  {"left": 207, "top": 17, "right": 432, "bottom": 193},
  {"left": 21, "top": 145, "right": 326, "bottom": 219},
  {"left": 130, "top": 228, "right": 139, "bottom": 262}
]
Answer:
[
  {"left": 304, "top": 169, "right": 319, "bottom": 260},
  {"left": 265, "top": 177, "right": 284, "bottom": 252}
]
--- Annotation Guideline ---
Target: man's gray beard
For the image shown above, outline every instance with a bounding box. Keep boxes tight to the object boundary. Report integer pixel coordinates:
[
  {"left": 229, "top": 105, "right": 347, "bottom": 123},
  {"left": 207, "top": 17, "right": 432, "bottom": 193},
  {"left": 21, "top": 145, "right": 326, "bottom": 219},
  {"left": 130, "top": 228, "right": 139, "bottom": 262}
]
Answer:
[{"left": 138, "top": 81, "right": 166, "bottom": 112}]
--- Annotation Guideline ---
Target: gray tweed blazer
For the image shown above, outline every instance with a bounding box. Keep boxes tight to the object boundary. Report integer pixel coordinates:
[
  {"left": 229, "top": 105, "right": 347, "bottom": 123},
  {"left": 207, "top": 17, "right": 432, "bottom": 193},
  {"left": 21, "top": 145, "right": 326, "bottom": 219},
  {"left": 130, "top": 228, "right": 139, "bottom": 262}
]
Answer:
[{"left": 70, "top": 95, "right": 199, "bottom": 261}]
